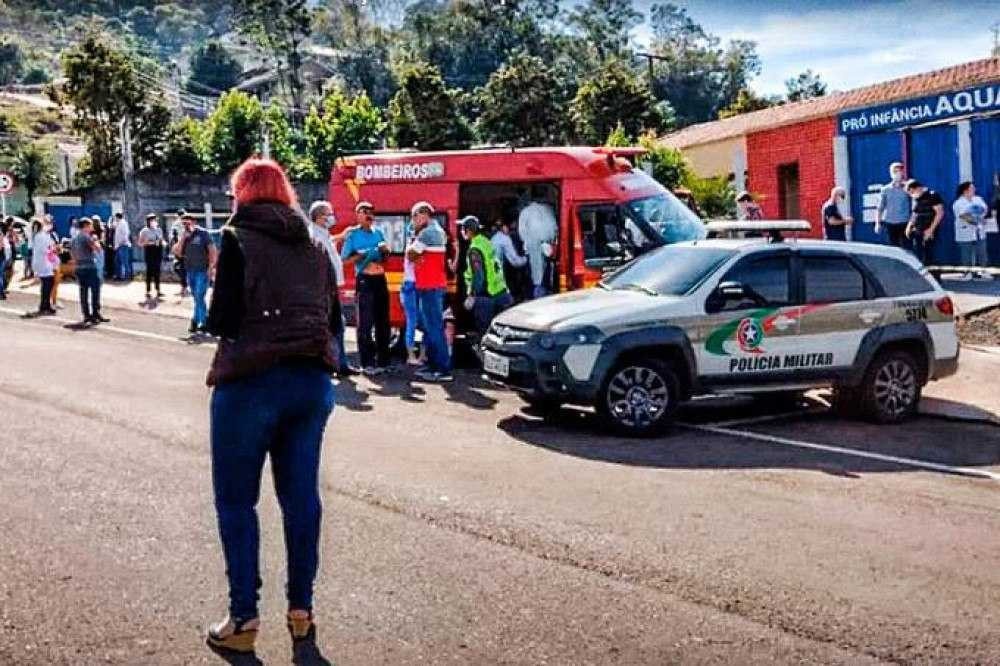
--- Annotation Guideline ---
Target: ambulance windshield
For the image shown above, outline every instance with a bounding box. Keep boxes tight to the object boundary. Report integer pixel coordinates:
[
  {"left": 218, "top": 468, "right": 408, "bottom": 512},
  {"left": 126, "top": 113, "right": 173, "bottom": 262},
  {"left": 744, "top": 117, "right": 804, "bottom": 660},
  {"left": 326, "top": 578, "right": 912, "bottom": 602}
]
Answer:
[{"left": 622, "top": 193, "right": 706, "bottom": 245}]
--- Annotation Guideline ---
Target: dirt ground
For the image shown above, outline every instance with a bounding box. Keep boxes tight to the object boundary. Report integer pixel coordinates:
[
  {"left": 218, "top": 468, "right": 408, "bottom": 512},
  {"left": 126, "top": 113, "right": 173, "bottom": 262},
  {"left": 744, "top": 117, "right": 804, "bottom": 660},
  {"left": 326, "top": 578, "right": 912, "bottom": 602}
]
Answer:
[{"left": 958, "top": 306, "right": 1000, "bottom": 347}]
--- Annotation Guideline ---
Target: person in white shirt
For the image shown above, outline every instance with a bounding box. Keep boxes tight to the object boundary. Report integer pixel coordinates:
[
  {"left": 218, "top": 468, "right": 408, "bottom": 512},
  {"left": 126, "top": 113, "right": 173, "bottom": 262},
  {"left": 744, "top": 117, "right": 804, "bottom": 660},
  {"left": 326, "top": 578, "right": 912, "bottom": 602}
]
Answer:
[
  {"left": 113, "top": 212, "right": 133, "bottom": 280},
  {"left": 30, "top": 218, "right": 57, "bottom": 316},
  {"left": 952, "top": 181, "right": 992, "bottom": 281},
  {"left": 490, "top": 218, "right": 527, "bottom": 300},
  {"left": 517, "top": 200, "right": 557, "bottom": 299},
  {"left": 308, "top": 200, "right": 355, "bottom": 376}
]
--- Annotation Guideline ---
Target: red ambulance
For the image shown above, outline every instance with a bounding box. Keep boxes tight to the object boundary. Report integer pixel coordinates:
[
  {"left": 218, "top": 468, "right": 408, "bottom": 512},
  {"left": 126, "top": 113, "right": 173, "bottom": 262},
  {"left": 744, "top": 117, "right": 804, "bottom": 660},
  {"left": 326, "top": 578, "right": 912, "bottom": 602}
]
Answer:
[{"left": 327, "top": 146, "right": 705, "bottom": 329}]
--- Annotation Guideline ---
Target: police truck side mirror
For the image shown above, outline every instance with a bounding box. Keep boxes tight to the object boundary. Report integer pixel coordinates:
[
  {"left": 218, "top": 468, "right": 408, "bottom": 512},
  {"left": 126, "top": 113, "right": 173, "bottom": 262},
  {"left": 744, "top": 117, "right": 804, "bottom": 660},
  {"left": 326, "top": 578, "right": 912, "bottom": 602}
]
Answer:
[
  {"left": 706, "top": 281, "right": 746, "bottom": 313},
  {"left": 606, "top": 240, "right": 624, "bottom": 256}
]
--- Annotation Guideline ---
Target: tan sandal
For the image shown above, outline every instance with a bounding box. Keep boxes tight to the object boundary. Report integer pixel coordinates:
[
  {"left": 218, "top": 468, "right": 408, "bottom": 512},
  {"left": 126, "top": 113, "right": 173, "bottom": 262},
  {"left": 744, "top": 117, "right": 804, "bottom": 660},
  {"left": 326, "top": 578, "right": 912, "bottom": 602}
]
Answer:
[
  {"left": 207, "top": 615, "right": 259, "bottom": 653},
  {"left": 287, "top": 610, "right": 314, "bottom": 641}
]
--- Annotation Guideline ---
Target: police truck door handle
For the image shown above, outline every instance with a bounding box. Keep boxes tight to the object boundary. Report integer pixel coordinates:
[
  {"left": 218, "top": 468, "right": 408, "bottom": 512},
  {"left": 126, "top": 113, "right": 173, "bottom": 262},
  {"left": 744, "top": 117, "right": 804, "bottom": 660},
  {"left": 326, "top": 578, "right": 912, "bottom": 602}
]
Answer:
[
  {"left": 772, "top": 315, "right": 794, "bottom": 331},
  {"left": 859, "top": 310, "right": 883, "bottom": 324}
]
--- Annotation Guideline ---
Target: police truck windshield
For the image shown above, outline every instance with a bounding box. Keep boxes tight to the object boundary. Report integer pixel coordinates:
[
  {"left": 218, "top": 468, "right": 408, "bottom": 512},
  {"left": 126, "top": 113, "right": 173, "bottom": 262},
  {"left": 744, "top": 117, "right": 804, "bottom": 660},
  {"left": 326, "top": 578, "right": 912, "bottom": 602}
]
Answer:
[
  {"left": 622, "top": 193, "right": 706, "bottom": 245},
  {"left": 600, "top": 246, "right": 735, "bottom": 296}
]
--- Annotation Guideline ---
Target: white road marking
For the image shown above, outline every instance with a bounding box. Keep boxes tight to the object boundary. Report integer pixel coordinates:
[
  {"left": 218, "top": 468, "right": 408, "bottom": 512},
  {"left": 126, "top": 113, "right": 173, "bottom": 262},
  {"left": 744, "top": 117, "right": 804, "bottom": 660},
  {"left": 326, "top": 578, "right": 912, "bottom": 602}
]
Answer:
[
  {"left": 707, "top": 409, "right": 826, "bottom": 428},
  {"left": 0, "top": 306, "right": 193, "bottom": 346},
  {"left": 681, "top": 422, "right": 1000, "bottom": 481}
]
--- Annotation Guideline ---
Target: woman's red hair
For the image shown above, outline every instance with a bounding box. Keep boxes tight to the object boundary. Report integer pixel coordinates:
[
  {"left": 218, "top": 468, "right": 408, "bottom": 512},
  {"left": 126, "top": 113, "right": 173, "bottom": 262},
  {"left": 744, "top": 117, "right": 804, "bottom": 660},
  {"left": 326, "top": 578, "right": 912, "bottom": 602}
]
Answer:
[{"left": 230, "top": 158, "right": 298, "bottom": 208}]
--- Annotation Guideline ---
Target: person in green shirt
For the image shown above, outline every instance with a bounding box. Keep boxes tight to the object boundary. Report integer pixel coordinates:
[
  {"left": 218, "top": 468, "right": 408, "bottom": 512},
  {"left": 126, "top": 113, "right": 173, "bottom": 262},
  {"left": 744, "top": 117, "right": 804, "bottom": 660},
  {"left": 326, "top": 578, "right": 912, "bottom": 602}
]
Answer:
[{"left": 460, "top": 216, "right": 514, "bottom": 338}]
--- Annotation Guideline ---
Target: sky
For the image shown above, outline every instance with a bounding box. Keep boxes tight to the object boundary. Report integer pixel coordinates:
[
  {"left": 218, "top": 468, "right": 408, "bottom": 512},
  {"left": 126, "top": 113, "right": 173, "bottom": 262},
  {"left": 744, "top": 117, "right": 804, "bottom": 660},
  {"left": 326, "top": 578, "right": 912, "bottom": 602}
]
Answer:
[{"left": 628, "top": 0, "right": 999, "bottom": 95}]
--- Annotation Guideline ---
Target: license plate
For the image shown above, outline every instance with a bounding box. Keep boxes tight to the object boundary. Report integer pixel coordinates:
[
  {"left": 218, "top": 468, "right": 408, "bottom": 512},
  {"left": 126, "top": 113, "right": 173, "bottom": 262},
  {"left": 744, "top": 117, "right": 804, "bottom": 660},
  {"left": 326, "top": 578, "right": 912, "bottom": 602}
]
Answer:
[{"left": 483, "top": 351, "right": 510, "bottom": 378}]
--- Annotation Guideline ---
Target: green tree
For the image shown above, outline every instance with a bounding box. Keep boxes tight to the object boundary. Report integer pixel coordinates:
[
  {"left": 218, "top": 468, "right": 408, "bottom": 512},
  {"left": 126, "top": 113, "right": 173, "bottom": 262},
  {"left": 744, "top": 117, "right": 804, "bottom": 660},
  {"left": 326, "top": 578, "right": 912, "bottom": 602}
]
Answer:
[
  {"left": 399, "top": 0, "right": 563, "bottom": 92},
  {"left": 571, "top": 59, "right": 661, "bottom": 145},
  {"left": 264, "top": 104, "right": 300, "bottom": 171},
  {"left": 59, "top": 34, "right": 170, "bottom": 183},
  {"left": 302, "top": 88, "right": 385, "bottom": 179},
  {"left": 0, "top": 38, "right": 25, "bottom": 86},
  {"left": 388, "top": 61, "right": 472, "bottom": 150},
  {"left": 21, "top": 66, "right": 52, "bottom": 85},
  {"left": 475, "top": 53, "right": 571, "bottom": 146},
  {"left": 202, "top": 90, "right": 264, "bottom": 173},
  {"left": 11, "top": 141, "right": 57, "bottom": 214},
  {"left": 638, "top": 133, "right": 689, "bottom": 190},
  {"left": 647, "top": 3, "right": 762, "bottom": 127},
  {"left": 312, "top": 0, "right": 396, "bottom": 106},
  {"left": 682, "top": 173, "right": 736, "bottom": 218},
  {"left": 785, "top": 69, "right": 827, "bottom": 102},
  {"left": 605, "top": 122, "right": 632, "bottom": 147},
  {"left": 718, "top": 88, "right": 782, "bottom": 119},
  {"left": 161, "top": 117, "right": 207, "bottom": 175},
  {"left": 232, "top": 0, "right": 312, "bottom": 118},
  {"left": 567, "top": 0, "right": 643, "bottom": 62},
  {"left": 186, "top": 42, "right": 242, "bottom": 96}
]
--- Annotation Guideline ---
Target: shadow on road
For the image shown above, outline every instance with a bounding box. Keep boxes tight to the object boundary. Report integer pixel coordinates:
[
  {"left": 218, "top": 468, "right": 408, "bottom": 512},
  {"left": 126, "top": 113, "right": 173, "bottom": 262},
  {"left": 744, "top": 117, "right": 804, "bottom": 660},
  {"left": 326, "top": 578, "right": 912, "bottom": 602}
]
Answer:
[
  {"left": 497, "top": 397, "right": 1000, "bottom": 476},
  {"left": 333, "top": 377, "right": 373, "bottom": 412},
  {"left": 206, "top": 641, "right": 264, "bottom": 665},
  {"left": 441, "top": 370, "right": 498, "bottom": 411}
]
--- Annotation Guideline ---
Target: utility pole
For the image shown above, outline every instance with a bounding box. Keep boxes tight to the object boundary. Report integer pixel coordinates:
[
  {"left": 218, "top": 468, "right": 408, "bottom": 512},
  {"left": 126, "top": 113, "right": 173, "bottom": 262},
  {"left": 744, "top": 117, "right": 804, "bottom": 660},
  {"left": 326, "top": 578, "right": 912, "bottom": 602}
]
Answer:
[
  {"left": 635, "top": 52, "right": 670, "bottom": 84},
  {"left": 992, "top": 22, "right": 1000, "bottom": 57},
  {"left": 119, "top": 115, "right": 140, "bottom": 240}
]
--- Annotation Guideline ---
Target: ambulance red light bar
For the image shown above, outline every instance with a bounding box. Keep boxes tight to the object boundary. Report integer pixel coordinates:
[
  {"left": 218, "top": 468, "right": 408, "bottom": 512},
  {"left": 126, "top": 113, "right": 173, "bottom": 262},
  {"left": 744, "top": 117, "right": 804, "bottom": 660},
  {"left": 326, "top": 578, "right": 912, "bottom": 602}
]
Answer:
[{"left": 706, "top": 220, "right": 812, "bottom": 238}]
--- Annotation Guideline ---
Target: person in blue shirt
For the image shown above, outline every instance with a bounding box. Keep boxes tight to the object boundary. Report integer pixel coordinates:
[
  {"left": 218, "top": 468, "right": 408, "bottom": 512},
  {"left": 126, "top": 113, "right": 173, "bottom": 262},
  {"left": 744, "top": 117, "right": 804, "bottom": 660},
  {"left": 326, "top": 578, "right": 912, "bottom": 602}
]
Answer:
[
  {"left": 876, "top": 162, "right": 912, "bottom": 248},
  {"left": 341, "top": 201, "right": 391, "bottom": 374}
]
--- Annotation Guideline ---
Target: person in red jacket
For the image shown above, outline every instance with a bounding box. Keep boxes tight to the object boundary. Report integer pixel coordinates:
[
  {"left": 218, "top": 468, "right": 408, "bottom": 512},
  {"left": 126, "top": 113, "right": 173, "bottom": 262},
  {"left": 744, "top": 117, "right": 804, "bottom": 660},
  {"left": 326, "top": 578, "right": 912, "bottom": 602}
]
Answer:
[{"left": 406, "top": 201, "right": 452, "bottom": 382}]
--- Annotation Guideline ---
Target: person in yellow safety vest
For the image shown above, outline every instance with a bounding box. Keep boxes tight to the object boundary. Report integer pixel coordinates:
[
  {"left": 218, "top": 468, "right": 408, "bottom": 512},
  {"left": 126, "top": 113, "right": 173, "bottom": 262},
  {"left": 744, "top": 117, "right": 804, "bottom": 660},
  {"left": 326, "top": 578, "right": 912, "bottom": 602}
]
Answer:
[{"left": 460, "top": 216, "right": 514, "bottom": 338}]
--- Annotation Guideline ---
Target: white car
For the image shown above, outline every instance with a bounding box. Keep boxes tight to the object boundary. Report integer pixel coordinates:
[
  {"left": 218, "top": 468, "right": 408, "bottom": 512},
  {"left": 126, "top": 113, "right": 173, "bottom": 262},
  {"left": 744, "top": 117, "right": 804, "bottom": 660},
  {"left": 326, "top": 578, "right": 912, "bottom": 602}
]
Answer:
[{"left": 483, "top": 235, "right": 960, "bottom": 436}]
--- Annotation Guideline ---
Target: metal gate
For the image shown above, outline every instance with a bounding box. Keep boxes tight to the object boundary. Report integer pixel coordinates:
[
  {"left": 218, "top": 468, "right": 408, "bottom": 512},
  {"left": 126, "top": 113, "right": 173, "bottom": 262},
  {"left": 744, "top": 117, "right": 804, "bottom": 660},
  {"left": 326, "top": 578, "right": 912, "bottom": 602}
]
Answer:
[
  {"left": 43, "top": 202, "right": 113, "bottom": 239},
  {"left": 971, "top": 116, "right": 1000, "bottom": 265},
  {"left": 847, "top": 130, "right": 904, "bottom": 244},
  {"left": 907, "top": 124, "right": 960, "bottom": 265}
]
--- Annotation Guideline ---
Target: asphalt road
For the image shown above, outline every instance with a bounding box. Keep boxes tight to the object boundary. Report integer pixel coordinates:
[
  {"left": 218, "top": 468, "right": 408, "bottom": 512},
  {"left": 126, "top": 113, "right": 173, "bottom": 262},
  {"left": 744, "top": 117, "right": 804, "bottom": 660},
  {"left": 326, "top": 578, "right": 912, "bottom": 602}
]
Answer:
[{"left": 1, "top": 292, "right": 999, "bottom": 665}]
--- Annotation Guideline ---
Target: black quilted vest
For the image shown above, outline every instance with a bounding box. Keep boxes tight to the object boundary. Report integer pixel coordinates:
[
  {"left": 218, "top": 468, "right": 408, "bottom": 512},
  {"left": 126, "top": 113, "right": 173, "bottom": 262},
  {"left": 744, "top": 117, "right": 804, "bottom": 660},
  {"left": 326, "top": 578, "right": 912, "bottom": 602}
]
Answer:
[{"left": 207, "top": 202, "right": 334, "bottom": 385}]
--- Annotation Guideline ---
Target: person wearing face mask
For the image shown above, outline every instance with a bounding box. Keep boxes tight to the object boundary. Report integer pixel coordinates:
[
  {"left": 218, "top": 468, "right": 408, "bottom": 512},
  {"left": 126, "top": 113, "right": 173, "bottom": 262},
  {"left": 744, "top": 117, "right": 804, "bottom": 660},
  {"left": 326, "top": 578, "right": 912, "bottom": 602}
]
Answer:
[
  {"left": 822, "top": 186, "right": 852, "bottom": 241},
  {"left": 308, "top": 200, "right": 355, "bottom": 377},
  {"left": 876, "top": 162, "right": 911, "bottom": 248},
  {"left": 138, "top": 213, "right": 165, "bottom": 300},
  {"left": 30, "top": 217, "right": 58, "bottom": 316}
]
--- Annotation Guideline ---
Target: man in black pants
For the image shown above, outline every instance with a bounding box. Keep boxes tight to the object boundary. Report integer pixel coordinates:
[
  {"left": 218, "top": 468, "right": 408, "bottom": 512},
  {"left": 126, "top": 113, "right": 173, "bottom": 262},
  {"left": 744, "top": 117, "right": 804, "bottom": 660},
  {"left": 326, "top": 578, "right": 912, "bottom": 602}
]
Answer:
[
  {"left": 340, "top": 201, "right": 391, "bottom": 376},
  {"left": 138, "top": 213, "right": 165, "bottom": 299}
]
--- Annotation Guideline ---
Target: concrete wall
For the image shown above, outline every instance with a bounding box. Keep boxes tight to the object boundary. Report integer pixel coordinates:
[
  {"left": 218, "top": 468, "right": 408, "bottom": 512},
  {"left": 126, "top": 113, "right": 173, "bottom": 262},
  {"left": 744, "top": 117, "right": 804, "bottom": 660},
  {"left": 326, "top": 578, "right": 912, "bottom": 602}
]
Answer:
[
  {"left": 78, "top": 174, "right": 331, "bottom": 231},
  {"left": 747, "top": 117, "right": 836, "bottom": 239},
  {"left": 680, "top": 137, "right": 747, "bottom": 186}
]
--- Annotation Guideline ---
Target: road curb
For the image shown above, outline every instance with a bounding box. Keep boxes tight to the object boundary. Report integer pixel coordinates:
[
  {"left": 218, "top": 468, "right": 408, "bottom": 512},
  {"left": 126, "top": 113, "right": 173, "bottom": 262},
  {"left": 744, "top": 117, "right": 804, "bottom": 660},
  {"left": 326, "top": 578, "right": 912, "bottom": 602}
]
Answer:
[{"left": 963, "top": 344, "right": 1000, "bottom": 356}]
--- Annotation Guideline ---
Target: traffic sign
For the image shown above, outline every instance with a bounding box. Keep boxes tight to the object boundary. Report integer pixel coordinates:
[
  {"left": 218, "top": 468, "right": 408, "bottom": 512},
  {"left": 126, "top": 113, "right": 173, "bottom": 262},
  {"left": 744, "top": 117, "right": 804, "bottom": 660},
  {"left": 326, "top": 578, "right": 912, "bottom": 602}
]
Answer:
[{"left": 0, "top": 171, "right": 14, "bottom": 194}]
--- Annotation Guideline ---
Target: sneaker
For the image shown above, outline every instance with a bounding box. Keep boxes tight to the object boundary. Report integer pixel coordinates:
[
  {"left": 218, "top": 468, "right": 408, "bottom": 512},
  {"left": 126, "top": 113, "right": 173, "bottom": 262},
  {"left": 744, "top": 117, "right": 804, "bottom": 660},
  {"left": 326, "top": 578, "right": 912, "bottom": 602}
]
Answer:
[
  {"left": 415, "top": 369, "right": 453, "bottom": 383},
  {"left": 206, "top": 615, "right": 259, "bottom": 654},
  {"left": 38, "top": 308, "right": 57, "bottom": 316},
  {"left": 90, "top": 314, "right": 110, "bottom": 324}
]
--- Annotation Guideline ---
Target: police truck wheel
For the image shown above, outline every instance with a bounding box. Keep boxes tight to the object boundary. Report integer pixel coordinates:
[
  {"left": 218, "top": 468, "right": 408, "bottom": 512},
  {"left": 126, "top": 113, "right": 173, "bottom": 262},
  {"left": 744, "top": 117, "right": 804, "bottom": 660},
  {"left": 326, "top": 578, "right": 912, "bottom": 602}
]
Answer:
[
  {"left": 598, "top": 359, "right": 679, "bottom": 437},
  {"left": 860, "top": 350, "right": 921, "bottom": 424}
]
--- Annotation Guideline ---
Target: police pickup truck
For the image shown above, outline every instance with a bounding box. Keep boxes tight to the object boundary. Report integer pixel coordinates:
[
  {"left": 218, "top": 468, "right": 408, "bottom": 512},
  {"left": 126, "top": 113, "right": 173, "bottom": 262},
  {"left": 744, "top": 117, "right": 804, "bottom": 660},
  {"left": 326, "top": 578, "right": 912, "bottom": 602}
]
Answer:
[{"left": 482, "top": 224, "right": 959, "bottom": 436}]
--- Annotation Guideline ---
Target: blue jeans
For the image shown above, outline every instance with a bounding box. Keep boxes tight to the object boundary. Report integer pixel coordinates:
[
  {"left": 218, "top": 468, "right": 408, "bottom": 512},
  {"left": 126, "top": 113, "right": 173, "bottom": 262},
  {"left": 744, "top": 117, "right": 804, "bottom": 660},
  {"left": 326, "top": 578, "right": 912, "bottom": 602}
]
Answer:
[
  {"left": 187, "top": 269, "right": 209, "bottom": 327},
  {"left": 959, "top": 239, "right": 988, "bottom": 268},
  {"left": 400, "top": 281, "right": 423, "bottom": 350},
  {"left": 115, "top": 245, "right": 132, "bottom": 280},
  {"left": 211, "top": 363, "right": 335, "bottom": 620},
  {"left": 76, "top": 267, "right": 102, "bottom": 319},
  {"left": 331, "top": 311, "right": 349, "bottom": 370},
  {"left": 417, "top": 288, "right": 450, "bottom": 372}
]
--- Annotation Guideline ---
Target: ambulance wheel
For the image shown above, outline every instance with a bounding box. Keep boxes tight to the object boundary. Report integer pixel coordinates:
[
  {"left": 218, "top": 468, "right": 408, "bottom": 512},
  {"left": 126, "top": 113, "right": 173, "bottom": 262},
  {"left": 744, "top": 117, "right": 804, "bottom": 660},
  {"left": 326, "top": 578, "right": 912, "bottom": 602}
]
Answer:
[
  {"left": 598, "top": 359, "right": 679, "bottom": 437},
  {"left": 860, "top": 350, "right": 921, "bottom": 424}
]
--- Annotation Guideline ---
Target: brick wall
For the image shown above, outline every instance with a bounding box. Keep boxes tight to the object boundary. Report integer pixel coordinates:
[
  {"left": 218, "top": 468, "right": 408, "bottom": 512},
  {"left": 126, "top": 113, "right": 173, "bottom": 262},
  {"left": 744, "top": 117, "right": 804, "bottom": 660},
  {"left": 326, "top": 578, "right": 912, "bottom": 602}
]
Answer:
[{"left": 746, "top": 117, "right": 836, "bottom": 239}]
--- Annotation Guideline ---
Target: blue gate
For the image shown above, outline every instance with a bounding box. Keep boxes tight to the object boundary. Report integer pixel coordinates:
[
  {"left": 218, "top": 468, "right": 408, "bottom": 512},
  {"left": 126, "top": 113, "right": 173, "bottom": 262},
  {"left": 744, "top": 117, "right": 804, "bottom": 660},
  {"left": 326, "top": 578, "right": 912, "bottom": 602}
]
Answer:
[
  {"left": 971, "top": 116, "right": 1000, "bottom": 265},
  {"left": 907, "top": 124, "right": 960, "bottom": 265},
  {"left": 848, "top": 130, "right": 904, "bottom": 244},
  {"left": 42, "top": 203, "right": 113, "bottom": 238}
]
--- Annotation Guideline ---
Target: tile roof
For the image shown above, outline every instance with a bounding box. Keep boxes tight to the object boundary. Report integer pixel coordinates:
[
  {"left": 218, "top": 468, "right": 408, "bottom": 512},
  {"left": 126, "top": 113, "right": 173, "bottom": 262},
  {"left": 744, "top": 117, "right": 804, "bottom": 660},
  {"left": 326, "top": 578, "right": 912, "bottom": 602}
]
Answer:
[{"left": 660, "top": 57, "right": 1000, "bottom": 149}]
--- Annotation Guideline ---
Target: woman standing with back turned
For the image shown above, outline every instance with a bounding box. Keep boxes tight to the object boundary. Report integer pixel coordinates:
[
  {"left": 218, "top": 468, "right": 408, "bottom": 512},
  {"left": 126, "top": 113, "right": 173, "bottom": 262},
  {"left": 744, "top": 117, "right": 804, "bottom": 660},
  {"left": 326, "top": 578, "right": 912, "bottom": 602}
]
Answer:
[{"left": 204, "top": 158, "right": 336, "bottom": 654}]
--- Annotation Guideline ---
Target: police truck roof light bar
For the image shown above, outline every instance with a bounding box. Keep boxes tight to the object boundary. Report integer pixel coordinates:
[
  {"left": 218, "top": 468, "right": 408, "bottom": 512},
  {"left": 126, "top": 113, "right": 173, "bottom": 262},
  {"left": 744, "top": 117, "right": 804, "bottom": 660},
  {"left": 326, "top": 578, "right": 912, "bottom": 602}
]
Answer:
[{"left": 705, "top": 220, "right": 812, "bottom": 240}]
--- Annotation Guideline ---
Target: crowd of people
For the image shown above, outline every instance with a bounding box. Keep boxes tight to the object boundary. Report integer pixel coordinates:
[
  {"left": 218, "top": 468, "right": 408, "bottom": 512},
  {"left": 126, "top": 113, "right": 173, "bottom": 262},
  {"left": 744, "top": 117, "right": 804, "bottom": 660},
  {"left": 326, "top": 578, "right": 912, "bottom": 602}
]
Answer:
[{"left": 815, "top": 161, "right": 995, "bottom": 279}]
